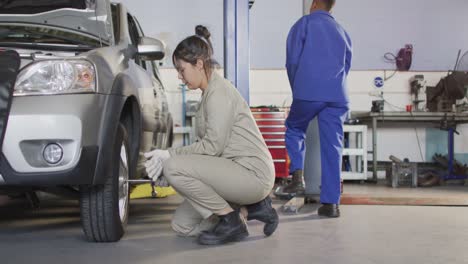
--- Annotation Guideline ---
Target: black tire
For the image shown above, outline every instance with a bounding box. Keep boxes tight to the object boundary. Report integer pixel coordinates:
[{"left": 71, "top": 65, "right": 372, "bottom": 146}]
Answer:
[{"left": 80, "top": 123, "right": 130, "bottom": 242}]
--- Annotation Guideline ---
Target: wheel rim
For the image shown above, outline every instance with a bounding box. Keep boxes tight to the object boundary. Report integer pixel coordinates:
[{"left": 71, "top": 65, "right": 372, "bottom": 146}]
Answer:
[{"left": 118, "top": 144, "right": 129, "bottom": 222}]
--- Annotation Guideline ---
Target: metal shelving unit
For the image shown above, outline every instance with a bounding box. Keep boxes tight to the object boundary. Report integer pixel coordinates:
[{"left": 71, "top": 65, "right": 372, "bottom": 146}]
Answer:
[{"left": 342, "top": 125, "right": 368, "bottom": 181}]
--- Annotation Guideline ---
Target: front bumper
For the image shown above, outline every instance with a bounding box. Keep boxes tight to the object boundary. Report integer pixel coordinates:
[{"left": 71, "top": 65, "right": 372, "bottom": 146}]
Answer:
[
  {"left": 0, "top": 94, "right": 108, "bottom": 186},
  {"left": 0, "top": 146, "right": 98, "bottom": 186}
]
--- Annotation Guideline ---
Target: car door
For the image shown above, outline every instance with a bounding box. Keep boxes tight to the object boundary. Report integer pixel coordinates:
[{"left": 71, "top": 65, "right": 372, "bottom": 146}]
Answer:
[
  {"left": 133, "top": 16, "right": 172, "bottom": 149},
  {"left": 126, "top": 13, "right": 154, "bottom": 104},
  {"left": 132, "top": 16, "right": 164, "bottom": 122}
]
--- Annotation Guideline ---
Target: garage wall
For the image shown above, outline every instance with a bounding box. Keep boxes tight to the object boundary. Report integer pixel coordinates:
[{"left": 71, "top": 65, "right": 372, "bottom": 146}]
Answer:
[
  {"left": 328, "top": 0, "right": 468, "bottom": 71},
  {"left": 115, "top": 0, "right": 301, "bottom": 69},
  {"left": 114, "top": 0, "right": 224, "bottom": 68},
  {"left": 119, "top": 0, "right": 468, "bottom": 71},
  {"left": 249, "top": 0, "right": 302, "bottom": 69}
]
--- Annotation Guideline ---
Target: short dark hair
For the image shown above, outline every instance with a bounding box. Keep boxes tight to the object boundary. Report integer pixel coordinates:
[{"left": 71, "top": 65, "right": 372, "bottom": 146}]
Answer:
[{"left": 317, "top": 0, "right": 335, "bottom": 11}]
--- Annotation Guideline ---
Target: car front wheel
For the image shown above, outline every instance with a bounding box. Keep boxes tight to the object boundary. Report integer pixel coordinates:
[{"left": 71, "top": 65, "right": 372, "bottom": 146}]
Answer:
[{"left": 79, "top": 123, "right": 130, "bottom": 242}]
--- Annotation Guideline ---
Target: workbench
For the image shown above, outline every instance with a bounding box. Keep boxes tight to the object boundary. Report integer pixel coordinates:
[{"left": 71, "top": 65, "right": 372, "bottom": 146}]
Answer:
[{"left": 351, "top": 111, "right": 468, "bottom": 181}]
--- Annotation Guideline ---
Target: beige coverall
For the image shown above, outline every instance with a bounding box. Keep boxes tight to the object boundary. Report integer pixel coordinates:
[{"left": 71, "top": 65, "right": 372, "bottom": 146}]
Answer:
[{"left": 164, "top": 72, "right": 275, "bottom": 236}]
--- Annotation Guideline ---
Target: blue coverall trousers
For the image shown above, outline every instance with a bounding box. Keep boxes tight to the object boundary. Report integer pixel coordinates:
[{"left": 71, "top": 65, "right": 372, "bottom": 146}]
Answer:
[{"left": 285, "top": 99, "right": 349, "bottom": 204}]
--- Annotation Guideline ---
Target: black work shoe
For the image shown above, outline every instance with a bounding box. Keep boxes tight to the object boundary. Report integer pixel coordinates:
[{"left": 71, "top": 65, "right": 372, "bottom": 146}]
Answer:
[
  {"left": 246, "top": 196, "right": 279, "bottom": 236},
  {"left": 282, "top": 170, "right": 305, "bottom": 194},
  {"left": 317, "top": 204, "right": 340, "bottom": 218},
  {"left": 197, "top": 211, "right": 249, "bottom": 245}
]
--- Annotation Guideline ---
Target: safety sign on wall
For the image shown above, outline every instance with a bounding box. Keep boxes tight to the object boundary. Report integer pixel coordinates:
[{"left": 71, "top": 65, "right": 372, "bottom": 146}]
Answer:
[{"left": 374, "top": 77, "right": 384, "bottom": 88}]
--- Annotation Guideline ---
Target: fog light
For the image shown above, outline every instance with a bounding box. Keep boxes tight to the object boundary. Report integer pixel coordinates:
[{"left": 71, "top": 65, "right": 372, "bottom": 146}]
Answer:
[{"left": 43, "top": 143, "right": 63, "bottom": 164}]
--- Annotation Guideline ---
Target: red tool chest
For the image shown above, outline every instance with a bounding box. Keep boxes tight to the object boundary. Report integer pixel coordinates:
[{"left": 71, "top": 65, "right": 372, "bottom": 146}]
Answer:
[{"left": 250, "top": 107, "right": 290, "bottom": 178}]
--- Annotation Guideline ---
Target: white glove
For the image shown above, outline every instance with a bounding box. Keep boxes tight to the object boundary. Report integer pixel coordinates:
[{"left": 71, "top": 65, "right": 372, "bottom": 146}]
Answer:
[
  {"left": 144, "top": 156, "right": 164, "bottom": 181},
  {"left": 144, "top": 149, "right": 171, "bottom": 162},
  {"left": 143, "top": 149, "right": 170, "bottom": 181}
]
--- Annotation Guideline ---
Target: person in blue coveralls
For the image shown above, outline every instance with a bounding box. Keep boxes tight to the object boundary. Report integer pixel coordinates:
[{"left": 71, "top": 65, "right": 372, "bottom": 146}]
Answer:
[{"left": 282, "top": 0, "right": 352, "bottom": 218}]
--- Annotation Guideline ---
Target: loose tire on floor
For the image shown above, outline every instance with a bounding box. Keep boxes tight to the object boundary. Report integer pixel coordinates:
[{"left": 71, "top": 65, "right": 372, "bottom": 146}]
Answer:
[{"left": 80, "top": 123, "right": 130, "bottom": 242}]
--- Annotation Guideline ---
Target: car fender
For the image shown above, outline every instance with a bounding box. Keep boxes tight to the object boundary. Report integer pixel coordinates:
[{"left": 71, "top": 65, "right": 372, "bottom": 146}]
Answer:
[{"left": 92, "top": 74, "right": 141, "bottom": 184}]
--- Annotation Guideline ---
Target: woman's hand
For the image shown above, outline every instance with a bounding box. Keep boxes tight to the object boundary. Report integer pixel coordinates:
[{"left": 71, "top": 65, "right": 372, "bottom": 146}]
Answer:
[
  {"left": 144, "top": 149, "right": 171, "bottom": 161},
  {"left": 144, "top": 149, "right": 170, "bottom": 181}
]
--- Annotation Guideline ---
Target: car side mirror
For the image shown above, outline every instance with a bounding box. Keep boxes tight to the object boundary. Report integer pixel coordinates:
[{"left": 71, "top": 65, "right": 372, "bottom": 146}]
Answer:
[{"left": 137, "top": 37, "right": 165, "bottom": 61}]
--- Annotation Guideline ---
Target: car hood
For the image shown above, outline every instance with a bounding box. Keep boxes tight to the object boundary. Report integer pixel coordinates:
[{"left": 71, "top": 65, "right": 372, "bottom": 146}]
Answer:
[{"left": 0, "top": 0, "right": 113, "bottom": 44}]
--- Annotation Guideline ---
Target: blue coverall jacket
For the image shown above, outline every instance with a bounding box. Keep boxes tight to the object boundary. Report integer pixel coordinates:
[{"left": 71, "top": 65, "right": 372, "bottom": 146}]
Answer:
[{"left": 286, "top": 10, "right": 352, "bottom": 103}]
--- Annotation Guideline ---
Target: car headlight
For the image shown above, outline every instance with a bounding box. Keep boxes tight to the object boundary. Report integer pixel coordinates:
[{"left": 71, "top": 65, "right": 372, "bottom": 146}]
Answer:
[{"left": 14, "top": 60, "right": 96, "bottom": 95}]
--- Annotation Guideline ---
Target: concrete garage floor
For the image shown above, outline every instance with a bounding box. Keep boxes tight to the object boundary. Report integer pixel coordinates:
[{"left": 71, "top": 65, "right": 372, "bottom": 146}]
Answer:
[{"left": 1, "top": 185, "right": 468, "bottom": 264}]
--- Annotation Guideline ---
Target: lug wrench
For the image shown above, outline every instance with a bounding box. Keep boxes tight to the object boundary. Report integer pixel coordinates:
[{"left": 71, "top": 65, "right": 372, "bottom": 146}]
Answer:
[{"left": 126, "top": 179, "right": 158, "bottom": 198}]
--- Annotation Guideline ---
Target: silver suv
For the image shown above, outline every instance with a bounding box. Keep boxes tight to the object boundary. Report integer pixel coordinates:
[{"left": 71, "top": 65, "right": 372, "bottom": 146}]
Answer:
[{"left": 0, "top": 0, "right": 173, "bottom": 242}]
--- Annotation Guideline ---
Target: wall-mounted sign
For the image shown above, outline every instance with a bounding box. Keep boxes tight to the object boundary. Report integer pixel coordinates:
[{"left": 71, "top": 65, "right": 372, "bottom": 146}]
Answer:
[{"left": 374, "top": 77, "right": 384, "bottom": 88}]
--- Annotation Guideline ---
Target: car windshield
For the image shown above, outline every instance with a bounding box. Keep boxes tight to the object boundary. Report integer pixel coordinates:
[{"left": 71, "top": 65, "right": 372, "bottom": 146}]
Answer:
[{"left": 0, "top": 25, "right": 101, "bottom": 47}]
